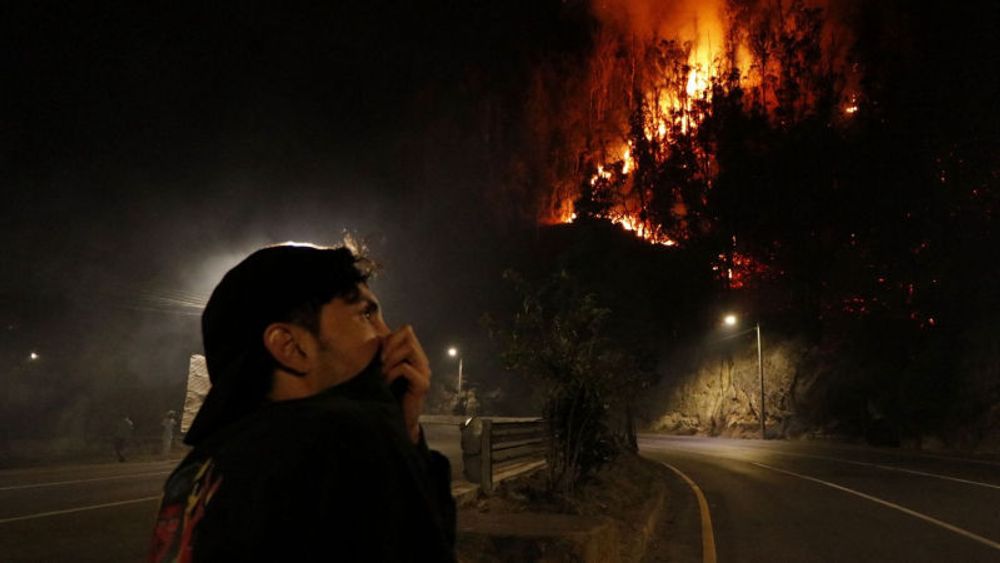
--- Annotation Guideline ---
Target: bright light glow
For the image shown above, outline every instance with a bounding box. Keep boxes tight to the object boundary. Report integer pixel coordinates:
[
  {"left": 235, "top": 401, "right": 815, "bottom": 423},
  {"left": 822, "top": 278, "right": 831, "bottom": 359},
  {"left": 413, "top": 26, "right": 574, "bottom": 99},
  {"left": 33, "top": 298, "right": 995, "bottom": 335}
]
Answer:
[
  {"left": 723, "top": 315, "right": 738, "bottom": 327},
  {"left": 29, "top": 352, "right": 39, "bottom": 360},
  {"left": 447, "top": 347, "right": 458, "bottom": 358},
  {"left": 844, "top": 95, "right": 860, "bottom": 115},
  {"left": 271, "top": 241, "right": 324, "bottom": 249}
]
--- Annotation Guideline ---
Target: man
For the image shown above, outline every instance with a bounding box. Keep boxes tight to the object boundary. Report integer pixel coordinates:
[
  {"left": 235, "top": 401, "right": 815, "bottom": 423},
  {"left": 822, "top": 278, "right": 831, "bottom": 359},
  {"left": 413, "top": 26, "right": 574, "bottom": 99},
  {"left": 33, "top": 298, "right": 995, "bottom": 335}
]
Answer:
[
  {"left": 149, "top": 244, "right": 456, "bottom": 562},
  {"left": 160, "top": 410, "right": 176, "bottom": 457},
  {"left": 114, "top": 415, "right": 134, "bottom": 463}
]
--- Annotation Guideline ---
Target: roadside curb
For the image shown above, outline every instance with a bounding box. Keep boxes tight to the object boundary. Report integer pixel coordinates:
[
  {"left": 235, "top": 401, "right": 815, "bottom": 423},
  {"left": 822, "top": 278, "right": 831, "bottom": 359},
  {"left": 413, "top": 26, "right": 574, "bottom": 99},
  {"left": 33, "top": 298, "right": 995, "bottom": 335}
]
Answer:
[
  {"left": 455, "top": 481, "right": 667, "bottom": 562},
  {"left": 457, "top": 511, "right": 621, "bottom": 562},
  {"left": 628, "top": 482, "right": 667, "bottom": 560},
  {"left": 452, "top": 481, "right": 479, "bottom": 507},
  {"left": 452, "top": 460, "right": 547, "bottom": 507}
]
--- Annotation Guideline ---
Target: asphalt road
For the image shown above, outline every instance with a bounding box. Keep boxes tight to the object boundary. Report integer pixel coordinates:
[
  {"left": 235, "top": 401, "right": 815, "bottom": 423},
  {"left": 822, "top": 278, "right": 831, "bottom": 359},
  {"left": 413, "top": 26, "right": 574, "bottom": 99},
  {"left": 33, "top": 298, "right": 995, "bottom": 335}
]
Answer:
[
  {"left": 0, "top": 431, "right": 465, "bottom": 562},
  {"left": 423, "top": 422, "right": 464, "bottom": 480},
  {"left": 0, "top": 459, "right": 175, "bottom": 562},
  {"left": 639, "top": 434, "right": 1000, "bottom": 563},
  {"left": 5, "top": 433, "right": 997, "bottom": 562}
]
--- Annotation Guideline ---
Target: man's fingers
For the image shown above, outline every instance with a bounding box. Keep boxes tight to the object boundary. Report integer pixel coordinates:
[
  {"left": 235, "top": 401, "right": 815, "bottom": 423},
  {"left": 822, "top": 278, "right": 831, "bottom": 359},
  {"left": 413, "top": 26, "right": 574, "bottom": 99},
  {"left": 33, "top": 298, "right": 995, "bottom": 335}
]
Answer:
[
  {"left": 380, "top": 325, "right": 429, "bottom": 372},
  {"left": 382, "top": 332, "right": 426, "bottom": 366},
  {"left": 385, "top": 363, "right": 430, "bottom": 395},
  {"left": 381, "top": 324, "right": 431, "bottom": 445},
  {"left": 382, "top": 342, "right": 429, "bottom": 374},
  {"left": 381, "top": 325, "right": 416, "bottom": 354}
]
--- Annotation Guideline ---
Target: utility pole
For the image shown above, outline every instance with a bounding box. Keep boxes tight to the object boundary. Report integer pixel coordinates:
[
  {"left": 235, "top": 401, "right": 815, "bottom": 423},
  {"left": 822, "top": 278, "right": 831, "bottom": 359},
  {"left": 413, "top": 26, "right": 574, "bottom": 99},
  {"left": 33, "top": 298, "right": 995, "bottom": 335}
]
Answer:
[
  {"left": 722, "top": 315, "right": 766, "bottom": 440},
  {"left": 756, "top": 323, "right": 765, "bottom": 440},
  {"left": 448, "top": 347, "right": 464, "bottom": 395}
]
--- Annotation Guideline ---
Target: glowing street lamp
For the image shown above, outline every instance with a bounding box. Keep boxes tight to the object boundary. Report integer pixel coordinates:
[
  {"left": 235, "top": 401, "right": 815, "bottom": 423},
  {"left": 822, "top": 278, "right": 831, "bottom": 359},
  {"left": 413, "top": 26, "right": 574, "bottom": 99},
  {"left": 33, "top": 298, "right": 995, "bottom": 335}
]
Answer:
[
  {"left": 447, "top": 347, "right": 463, "bottom": 395},
  {"left": 723, "top": 314, "right": 766, "bottom": 439},
  {"left": 29, "top": 351, "right": 39, "bottom": 361}
]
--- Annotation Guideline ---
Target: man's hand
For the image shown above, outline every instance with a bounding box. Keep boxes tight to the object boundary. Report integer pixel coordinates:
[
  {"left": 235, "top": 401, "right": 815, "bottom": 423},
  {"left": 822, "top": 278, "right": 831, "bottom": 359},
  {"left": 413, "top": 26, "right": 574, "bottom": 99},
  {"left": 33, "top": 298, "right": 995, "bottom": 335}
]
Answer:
[{"left": 380, "top": 325, "right": 431, "bottom": 444}]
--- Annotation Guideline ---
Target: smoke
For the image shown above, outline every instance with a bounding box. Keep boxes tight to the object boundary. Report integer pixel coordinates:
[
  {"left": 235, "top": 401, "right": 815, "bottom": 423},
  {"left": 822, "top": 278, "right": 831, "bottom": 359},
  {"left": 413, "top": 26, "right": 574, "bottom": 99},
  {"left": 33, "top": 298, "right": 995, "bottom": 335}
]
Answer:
[
  {"left": 592, "top": 0, "right": 857, "bottom": 75},
  {"left": 591, "top": 0, "right": 846, "bottom": 35},
  {"left": 591, "top": 0, "right": 727, "bottom": 43}
]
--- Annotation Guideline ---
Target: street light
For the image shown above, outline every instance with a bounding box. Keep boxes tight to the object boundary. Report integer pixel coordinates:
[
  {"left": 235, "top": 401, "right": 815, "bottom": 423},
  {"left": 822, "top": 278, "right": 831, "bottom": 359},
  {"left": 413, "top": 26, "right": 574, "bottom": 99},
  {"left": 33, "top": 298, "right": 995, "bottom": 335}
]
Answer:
[
  {"left": 29, "top": 351, "right": 39, "bottom": 361},
  {"left": 447, "top": 347, "right": 463, "bottom": 395},
  {"left": 723, "top": 314, "right": 766, "bottom": 439}
]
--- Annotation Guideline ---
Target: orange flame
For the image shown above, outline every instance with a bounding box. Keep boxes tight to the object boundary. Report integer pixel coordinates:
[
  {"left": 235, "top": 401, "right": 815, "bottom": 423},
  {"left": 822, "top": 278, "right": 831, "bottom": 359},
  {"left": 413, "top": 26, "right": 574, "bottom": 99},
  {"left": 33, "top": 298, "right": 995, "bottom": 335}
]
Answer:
[{"left": 551, "top": 0, "right": 739, "bottom": 245}]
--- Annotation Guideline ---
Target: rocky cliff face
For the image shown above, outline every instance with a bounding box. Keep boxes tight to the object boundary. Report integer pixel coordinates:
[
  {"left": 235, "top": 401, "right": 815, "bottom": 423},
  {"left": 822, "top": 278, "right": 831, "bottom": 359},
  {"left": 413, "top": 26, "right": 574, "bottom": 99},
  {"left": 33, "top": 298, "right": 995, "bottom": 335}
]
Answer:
[
  {"left": 644, "top": 335, "right": 1000, "bottom": 455},
  {"left": 647, "top": 339, "right": 809, "bottom": 439}
]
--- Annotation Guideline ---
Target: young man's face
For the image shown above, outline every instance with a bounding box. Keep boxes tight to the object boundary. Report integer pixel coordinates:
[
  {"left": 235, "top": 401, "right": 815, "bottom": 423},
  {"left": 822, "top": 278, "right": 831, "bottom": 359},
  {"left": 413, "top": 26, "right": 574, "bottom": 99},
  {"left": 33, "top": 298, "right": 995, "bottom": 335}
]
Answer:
[{"left": 311, "top": 284, "right": 391, "bottom": 388}]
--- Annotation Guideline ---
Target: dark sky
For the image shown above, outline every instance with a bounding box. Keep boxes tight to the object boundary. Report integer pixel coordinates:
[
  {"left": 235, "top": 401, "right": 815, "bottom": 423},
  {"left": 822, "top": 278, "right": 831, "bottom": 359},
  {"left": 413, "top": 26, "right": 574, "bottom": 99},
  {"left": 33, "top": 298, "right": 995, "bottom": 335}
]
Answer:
[{"left": 1, "top": 1, "right": 997, "bottom": 438}]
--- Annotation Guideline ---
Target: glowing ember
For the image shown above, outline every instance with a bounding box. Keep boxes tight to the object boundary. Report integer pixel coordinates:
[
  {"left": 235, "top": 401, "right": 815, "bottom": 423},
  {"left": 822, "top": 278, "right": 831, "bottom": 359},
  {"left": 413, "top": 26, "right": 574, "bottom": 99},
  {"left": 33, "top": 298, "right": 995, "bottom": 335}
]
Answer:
[
  {"left": 844, "top": 94, "right": 860, "bottom": 116},
  {"left": 712, "top": 250, "right": 769, "bottom": 289},
  {"left": 842, "top": 296, "right": 873, "bottom": 316}
]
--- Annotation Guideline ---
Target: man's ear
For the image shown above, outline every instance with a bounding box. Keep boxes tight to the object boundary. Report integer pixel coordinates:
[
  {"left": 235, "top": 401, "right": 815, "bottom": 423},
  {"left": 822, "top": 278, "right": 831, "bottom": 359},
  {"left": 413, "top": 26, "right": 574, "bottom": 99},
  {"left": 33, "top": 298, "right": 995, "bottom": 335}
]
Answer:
[{"left": 262, "top": 322, "right": 313, "bottom": 377}]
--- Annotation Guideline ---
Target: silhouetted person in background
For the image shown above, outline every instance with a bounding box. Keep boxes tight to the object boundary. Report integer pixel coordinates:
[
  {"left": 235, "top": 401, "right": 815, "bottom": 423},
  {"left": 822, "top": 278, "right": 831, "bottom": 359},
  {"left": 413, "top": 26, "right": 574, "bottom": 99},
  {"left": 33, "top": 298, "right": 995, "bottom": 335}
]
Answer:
[
  {"left": 114, "top": 415, "right": 133, "bottom": 462},
  {"left": 160, "top": 411, "right": 176, "bottom": 457},
  {"left": 149, "top": 244, "right": 456, "bottom": 562}
]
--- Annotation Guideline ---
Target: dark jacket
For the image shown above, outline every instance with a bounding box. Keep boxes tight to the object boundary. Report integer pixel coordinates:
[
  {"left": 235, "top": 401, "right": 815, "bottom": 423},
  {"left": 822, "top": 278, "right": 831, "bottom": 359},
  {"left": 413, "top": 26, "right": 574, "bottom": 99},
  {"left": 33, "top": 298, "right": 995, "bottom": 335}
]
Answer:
[{"left": 149, "top": 371, "right": 457, "bottom": 562}]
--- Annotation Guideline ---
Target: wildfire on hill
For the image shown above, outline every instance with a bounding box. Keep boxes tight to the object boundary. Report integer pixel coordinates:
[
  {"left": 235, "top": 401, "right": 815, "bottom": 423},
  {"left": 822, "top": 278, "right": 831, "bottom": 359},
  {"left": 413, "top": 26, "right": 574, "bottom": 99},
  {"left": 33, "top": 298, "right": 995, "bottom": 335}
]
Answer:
[{"left": 544, "top": 0, "right": 858, "bottom": 289}]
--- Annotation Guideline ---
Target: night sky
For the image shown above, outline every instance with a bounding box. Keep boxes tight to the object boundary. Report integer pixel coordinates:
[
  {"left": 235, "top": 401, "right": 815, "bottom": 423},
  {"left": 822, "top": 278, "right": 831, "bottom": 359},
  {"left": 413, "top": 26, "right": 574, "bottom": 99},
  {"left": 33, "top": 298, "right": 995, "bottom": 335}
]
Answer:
[{"left": 2, "top": 1, "right": 997, "bottom": 445}]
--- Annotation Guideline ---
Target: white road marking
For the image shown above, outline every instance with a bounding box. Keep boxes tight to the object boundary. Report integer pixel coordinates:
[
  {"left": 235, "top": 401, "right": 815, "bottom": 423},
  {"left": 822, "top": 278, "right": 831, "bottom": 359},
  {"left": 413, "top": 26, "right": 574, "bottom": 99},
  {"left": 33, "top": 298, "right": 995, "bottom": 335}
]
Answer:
[
  {"left": 896, "top": 451, "right": 1000, "bottom": 467},
  {"left": 0, "top": 460, "right": 176, "bottom": 477},
  {"left": 0, "top": 496, "right": 162, "bottom": 525},
  {"left": 0, "top": 471, "right": 171, "bottom": 492},
  {"left": 639, "top": 436, "right": 1000, "bottom": 491},
  {"left": 751, "top": 461, "right": 1000, "bottom": 552},
  {"left": 660, "top": 461, "right": 718, "bottom": 563},
  {"left": 763, "top": 451, "right": 1000, "bottom": 491}
]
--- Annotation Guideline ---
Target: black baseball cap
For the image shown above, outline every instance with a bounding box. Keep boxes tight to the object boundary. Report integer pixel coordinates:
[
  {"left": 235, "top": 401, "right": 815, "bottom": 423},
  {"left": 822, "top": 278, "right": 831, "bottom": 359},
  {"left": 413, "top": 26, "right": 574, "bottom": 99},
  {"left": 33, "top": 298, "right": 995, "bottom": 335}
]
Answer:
[{"left": 184, "top": 243, "right": 373, "bottom": 446}]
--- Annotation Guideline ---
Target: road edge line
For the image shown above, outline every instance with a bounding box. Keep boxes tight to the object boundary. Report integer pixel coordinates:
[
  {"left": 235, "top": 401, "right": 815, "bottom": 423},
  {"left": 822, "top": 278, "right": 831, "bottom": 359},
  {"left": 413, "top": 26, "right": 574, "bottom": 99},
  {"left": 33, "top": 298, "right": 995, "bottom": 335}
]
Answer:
[
  {"left": 865, "top": 463, "right": 1000, "bottom": 490},
  {"left": 750, "top": 461, "right": 1000, "bottom": 552},
  {"left": 746, "top": 449, "right": 1000, "bottom": 492},
  {"left": 0, "top": 496, "right": 162, "bottom": 525},
  {"left": 660, "top": 461, "right": 718, "bottom": 563},
  {"left": 0, "top": 471, "right": 172, "bottom": 492}
]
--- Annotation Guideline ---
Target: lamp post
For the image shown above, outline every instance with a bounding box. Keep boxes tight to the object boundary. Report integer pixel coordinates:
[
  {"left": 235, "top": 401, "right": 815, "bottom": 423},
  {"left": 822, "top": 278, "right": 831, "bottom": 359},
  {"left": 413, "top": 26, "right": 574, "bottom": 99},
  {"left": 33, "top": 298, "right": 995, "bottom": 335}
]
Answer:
[
  {"left": 723, "top": 315, "right": 766, "bottom": 440},
  {"left": 755, "top": 323, "right": 764, "bottom": 440},
  {"left": 447, "top": 347, "right": 463, "bottom": 395}
]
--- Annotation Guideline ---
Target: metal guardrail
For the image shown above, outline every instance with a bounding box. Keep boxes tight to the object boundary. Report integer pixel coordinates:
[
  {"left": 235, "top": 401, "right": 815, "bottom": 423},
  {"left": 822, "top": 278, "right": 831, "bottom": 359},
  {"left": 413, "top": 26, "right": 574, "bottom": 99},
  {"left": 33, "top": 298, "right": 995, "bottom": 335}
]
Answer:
[
  {"left": 419, "top": 415, "right": 473, "bottom": 426},
  {"left": 460, "top": 417, "right": 547, "bottom": 494}
]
